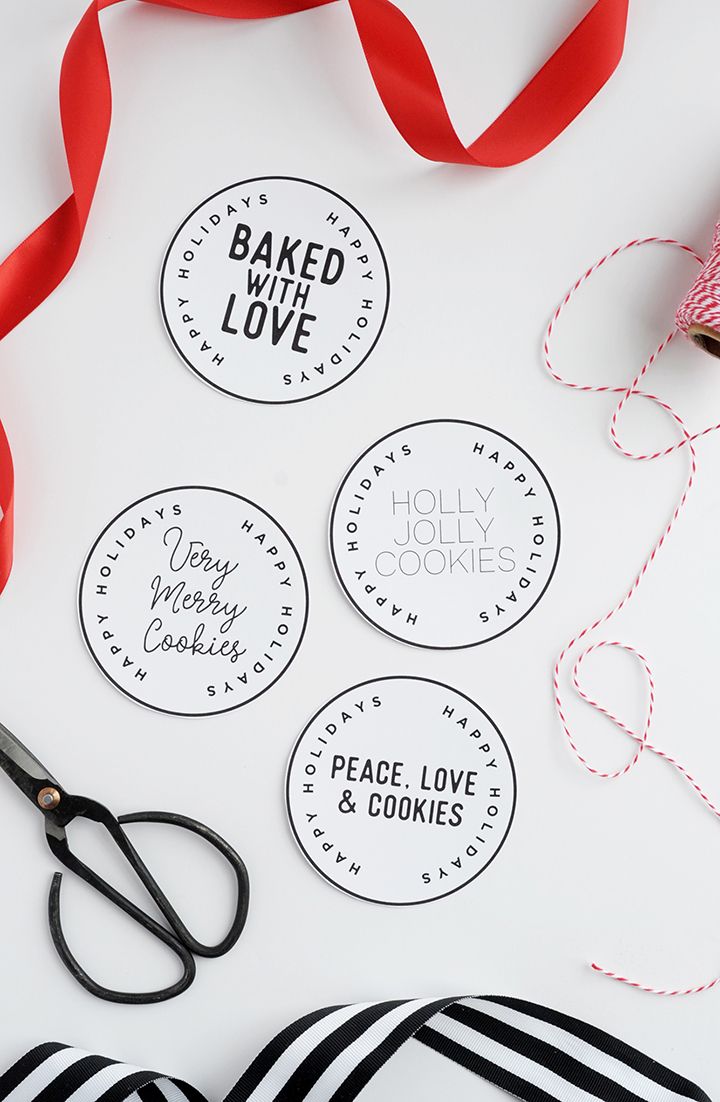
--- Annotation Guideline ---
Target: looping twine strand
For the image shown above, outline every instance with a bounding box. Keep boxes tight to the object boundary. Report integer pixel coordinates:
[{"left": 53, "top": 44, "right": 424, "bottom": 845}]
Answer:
[{"left": 544, "top": 235, "right": 720, "bottom": 997}]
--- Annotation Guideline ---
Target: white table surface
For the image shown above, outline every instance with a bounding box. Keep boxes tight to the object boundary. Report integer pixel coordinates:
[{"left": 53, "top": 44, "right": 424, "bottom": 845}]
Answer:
[{"left": 1, "top": 1, "right": 720, "bottom": 1098}]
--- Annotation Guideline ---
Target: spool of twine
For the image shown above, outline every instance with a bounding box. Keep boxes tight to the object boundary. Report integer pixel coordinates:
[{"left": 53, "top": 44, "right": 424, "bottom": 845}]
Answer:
[{"left": 676, "top": 222, "right": 720, "bottom": 355}]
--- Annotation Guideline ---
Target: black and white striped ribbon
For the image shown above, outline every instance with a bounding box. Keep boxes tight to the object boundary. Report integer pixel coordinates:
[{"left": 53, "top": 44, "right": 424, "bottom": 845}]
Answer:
[{"left": 0, "top": 996, "right": 709, "bottom": 1102}]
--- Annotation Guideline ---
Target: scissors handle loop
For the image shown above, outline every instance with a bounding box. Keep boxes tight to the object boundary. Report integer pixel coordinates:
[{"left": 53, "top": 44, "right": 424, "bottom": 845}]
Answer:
[
  {"left": 48, "top": 873, "right": 196, "bottom": 1004},
  {"left": 116, "top": 810, "right": 250, "bottom": 958},
  {"left": 44, "top": 796, "right": 250, "bottom": 1004}
]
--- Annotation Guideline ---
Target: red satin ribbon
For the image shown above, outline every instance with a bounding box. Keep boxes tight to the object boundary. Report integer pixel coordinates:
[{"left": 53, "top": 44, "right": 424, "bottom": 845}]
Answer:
[
  {"left": 0, "top": 423, "right": 13, "bottom": 594},
  {"left": 0, "top": 0, "right": 630, "bottom": 595}
]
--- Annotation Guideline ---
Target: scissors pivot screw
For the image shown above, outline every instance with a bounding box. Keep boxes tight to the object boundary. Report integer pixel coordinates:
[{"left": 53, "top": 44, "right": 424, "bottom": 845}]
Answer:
[{"left": 37, "top": 787, "right": 61, "bottom": 810}]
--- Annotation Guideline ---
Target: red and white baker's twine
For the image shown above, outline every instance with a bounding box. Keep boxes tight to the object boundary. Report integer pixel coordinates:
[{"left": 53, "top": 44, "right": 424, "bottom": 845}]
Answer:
[
  {"left": 676, "top": 221, "right": 720, "bottom": 336},
  {"left": 544, "top": 235, "right": 720, "bottom": 996}
]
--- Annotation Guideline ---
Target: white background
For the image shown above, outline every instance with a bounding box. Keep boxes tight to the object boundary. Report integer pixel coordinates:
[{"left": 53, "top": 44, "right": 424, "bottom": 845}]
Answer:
[{"left": 1, "top": 1, "right": 720, "bottom": 1098}]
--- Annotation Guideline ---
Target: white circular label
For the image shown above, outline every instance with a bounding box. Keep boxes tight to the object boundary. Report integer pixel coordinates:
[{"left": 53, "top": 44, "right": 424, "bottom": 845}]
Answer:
[
  {"left": 286, "top": 677, "right": 516, "bottom": 905},
  {"left": 160, "top": 176, "right": 389, "bottom": 404},
  {"left": 78, "top": 487, "right": 308, "bottom": 716},
  {"left": 330, "top": 420, "right": 560, "bottom": 649}
]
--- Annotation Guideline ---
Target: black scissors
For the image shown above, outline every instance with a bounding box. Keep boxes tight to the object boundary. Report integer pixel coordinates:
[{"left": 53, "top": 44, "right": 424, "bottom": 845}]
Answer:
[{"left": 0, "top": 719, "right": 250, "bottom": 1004}]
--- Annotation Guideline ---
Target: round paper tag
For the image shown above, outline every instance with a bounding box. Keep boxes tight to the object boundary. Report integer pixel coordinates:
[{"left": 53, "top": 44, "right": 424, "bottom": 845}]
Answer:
[
  {"left": 78, "top": 487, "right": 308, "bottom": 716},
  {"left": 329, "top": 420, "right": 560, "bottom": 648},
  {"left": 160, "top": 176, "right": 389, "bottom": 403},
  {"left": 286, "top": 677, "right": 516, "bottom": 905}
]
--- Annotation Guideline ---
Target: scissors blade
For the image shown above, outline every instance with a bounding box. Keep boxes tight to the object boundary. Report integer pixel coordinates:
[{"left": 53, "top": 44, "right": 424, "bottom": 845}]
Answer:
[{"left": 0, "top": 720, "right": 59, "bottom": 804}]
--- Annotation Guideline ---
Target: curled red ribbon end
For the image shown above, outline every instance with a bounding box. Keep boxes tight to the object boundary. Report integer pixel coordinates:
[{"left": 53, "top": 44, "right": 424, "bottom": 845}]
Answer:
[
  {"left": 0, "top": 0, "right": 631, "bottom": 596},
  {"left": 0, "top": 423, "right": 13, "bottom": 595}
]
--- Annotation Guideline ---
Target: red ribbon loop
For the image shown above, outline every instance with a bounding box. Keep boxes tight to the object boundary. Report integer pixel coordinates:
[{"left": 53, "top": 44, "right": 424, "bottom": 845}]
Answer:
[
  {"left": 0, "top": 0, "right": 630, "bottom": 595},
  {"left": 347, "top": 0, "right": 629, "bottom": 166}
]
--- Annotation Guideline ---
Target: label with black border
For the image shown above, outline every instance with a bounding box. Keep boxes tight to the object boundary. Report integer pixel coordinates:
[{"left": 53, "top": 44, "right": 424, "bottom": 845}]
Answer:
[
  {"left": 160, "top": 176, "right": 390, "bottom": 404},
  {"left": 329, "top": 420, "right": 560, "bottom": 649},
  {"left": 286, "top": 676, "right": 516, "bottom": 905},
  {"left": 78, "top": 486, "right": 308, "bottom": 716}
]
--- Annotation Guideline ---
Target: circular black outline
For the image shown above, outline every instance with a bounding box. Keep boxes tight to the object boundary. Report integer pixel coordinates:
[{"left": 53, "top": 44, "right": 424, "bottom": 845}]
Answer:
[
  {"left": 328, "top": 419, "right": 561, "bottom": 650},
  {"left": 77, "top": 485, "right": 310, "bottom": 718},
  {"left": 285, "top": 675, "right": 517, "bottom": 906},
  {"left": 159, "top": 176, "right": 391, "bottom": 405}
]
